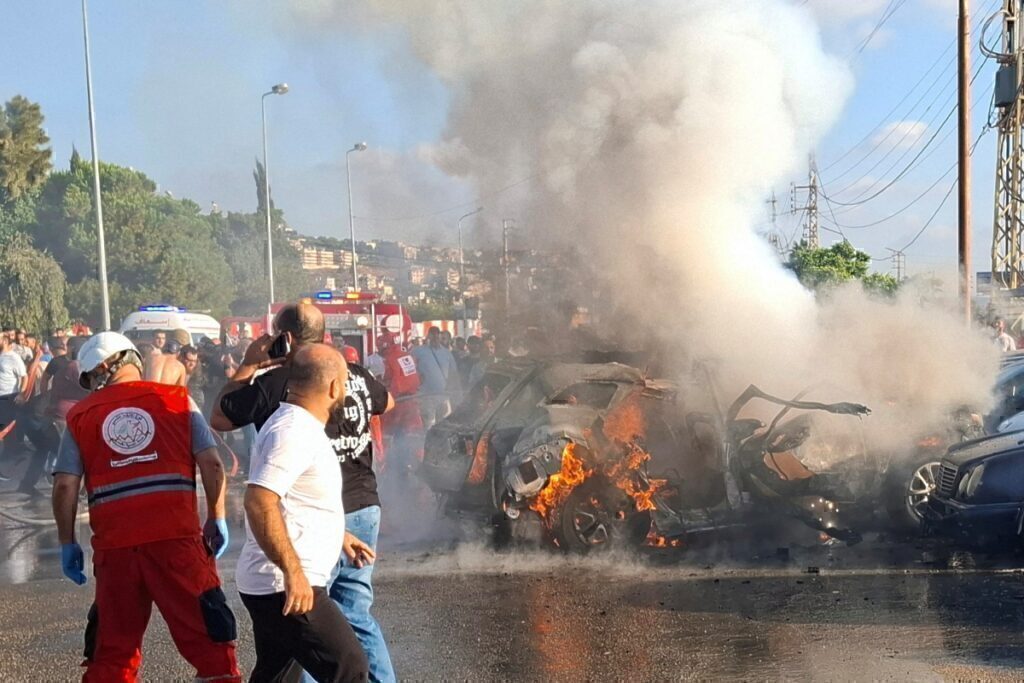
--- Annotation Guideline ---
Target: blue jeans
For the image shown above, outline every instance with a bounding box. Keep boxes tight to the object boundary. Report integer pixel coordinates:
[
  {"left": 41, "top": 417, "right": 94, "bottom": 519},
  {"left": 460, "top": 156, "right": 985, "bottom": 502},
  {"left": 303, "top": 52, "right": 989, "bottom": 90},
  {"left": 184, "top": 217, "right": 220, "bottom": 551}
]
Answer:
[{"left": 301, "top": 505, "right": 396, "bottom": 683}]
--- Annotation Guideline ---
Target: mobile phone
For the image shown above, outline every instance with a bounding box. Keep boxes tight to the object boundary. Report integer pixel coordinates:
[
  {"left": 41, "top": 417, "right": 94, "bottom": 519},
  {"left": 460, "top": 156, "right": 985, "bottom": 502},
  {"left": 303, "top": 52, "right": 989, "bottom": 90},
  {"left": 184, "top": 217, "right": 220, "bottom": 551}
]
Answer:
[{"left": 268, "top": 333, "right": 291, "bottom": 359}]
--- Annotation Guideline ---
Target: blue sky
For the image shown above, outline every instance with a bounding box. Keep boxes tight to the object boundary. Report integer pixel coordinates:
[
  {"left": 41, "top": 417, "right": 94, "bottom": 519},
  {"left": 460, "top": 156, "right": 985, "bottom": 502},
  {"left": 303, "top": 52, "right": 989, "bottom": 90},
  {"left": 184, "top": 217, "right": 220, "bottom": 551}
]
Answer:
[{"left": 0, "top": 0, "right": 1002, "bottom": 277}]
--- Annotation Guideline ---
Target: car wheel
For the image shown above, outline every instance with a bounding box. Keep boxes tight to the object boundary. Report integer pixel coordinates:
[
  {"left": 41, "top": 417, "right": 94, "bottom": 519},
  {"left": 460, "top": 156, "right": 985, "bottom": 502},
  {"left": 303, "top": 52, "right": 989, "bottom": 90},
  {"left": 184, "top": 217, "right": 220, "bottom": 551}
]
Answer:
[
  {"left": 886, "top": 460, "right": 942, "bottom": 532},
  {"left": 551, "top": 478, "right": 650, "bottom": 552}
]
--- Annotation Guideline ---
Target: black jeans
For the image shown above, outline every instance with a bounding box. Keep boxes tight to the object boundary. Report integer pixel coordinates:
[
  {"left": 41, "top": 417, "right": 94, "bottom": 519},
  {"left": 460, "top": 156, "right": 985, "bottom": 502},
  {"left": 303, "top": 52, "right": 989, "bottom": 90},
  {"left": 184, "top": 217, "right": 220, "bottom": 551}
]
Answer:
[{"left": 240, "top": 587, "right": 368, "bottom": 683}]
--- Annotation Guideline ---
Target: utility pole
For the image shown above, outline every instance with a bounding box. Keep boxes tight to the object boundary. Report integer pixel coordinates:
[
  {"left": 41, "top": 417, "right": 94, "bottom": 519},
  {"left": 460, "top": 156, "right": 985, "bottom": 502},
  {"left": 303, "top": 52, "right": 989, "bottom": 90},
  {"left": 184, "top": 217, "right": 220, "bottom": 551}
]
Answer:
[
  {"left": 763, "top": 191, "right": 786, "bottom": 257},
  {"left": 791, "top": 156, "right": 820, "bottom": 248},
  {"left": 959, "top": 0, "right": 972, "bottom": 323},
  {"left": 502, "top": 219, "right": 514, "bottom": 324},
  {"left": 81, "top": 0, "right": 110, "bottom": 330},
  {"left": 887, "top": 248, "right": 907, "bottom": 282},
  {"left": 993, "top": 0, "right": 1024, "bottom": 296}
]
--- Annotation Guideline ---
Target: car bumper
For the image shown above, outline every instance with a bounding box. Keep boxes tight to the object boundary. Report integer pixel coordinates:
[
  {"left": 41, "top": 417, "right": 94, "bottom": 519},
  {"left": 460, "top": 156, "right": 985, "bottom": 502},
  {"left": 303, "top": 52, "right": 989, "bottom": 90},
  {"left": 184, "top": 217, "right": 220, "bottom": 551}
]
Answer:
[{"left": 923, "top": 495, "right": 1023, "bottom": 541}]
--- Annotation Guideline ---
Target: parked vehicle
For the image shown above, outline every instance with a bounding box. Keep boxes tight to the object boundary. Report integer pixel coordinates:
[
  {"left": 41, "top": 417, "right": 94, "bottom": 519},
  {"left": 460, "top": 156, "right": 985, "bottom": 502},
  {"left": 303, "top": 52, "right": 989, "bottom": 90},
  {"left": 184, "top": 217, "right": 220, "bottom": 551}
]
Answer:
[
  {"left": 923, "top": 431, "right": 1024, "bottom": 547},
  {"left": 120, "top": 305, "right": 221, "bottom": 346}
]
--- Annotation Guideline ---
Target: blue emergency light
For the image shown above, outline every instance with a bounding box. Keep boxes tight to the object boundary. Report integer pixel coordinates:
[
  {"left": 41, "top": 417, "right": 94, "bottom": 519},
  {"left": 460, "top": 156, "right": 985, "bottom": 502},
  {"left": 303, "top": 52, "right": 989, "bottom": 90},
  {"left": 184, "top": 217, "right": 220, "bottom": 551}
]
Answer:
[
  {"left": 139, "top": 304, "right": 185, "bottom": 313},
  {"left": 315, "top": 291, "right": 334, "bottom": 301}
]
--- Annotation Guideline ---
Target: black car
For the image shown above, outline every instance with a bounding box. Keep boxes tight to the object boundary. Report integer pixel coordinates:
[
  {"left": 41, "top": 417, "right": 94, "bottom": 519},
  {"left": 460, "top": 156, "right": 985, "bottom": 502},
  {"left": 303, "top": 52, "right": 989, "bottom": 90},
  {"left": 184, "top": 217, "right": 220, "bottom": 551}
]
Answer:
[
  {"left": 923, "top": 431, "right": 1024, "bottom": 546},
  {"left": 985, "top": 363, "right": 1024, "bottom": 433}
]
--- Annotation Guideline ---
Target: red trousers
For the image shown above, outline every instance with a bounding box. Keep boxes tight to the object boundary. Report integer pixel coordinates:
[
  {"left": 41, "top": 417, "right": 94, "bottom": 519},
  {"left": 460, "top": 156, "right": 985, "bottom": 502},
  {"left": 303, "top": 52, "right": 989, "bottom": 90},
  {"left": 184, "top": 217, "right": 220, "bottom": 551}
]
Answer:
[{"left": 84, "top": 535, "right": 240, "bottom": 682}]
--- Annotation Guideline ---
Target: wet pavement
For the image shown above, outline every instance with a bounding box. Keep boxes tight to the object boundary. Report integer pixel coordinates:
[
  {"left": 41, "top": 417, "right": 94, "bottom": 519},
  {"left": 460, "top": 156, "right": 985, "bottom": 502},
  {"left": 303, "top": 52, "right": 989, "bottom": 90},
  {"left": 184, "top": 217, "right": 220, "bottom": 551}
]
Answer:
[{"left": 1, "top": 483, "right": 1024, "bottom": 681}]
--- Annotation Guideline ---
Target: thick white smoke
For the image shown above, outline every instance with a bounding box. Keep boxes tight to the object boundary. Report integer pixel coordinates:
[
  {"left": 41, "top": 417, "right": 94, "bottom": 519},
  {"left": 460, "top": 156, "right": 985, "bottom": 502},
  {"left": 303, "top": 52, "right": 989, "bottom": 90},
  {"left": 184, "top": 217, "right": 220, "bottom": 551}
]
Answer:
[{"left": 289, "top": 0, "right": 998, "bottom": 452}]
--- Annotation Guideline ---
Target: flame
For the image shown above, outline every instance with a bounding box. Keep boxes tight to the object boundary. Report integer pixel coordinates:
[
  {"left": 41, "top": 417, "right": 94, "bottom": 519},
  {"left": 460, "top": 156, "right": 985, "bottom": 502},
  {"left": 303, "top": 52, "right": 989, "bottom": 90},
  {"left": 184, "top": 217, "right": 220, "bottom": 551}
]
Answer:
[
  {"left": 529, "top": 442, "right": 592, "bottom": 525},
  {"left": 602, "top": 396, "right": 646, "bottom": 444},
  {"left": 644, "top": 530, "right": 683, "bottom": 548},
  {"left": 527, "top": 392, "right": 670, "bottom": 537}
]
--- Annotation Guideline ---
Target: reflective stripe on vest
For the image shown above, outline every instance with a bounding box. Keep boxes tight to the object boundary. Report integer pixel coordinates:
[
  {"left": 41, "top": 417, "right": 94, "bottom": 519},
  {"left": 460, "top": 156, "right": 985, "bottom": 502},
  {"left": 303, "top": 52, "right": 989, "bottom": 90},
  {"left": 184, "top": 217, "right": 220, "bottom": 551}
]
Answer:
[{"left": 88, "top": 473, "right": 197, "bottom": 507}]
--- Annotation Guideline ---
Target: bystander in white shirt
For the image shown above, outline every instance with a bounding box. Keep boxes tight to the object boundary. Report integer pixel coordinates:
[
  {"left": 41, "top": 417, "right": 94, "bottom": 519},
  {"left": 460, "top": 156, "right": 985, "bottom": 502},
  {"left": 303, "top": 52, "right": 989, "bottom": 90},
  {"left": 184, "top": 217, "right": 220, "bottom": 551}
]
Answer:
[{"left": 235, "top": 402, "right": 345, "bottom": 595}]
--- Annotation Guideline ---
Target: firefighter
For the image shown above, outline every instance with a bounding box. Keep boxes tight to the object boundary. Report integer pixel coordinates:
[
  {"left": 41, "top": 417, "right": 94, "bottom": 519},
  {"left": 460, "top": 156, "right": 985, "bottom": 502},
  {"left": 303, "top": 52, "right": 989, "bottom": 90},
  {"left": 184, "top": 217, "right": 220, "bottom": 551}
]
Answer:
[
  {"left": 378, "top": 334, "right": 423, "bottom": 477},
  {"left": 50, "top": 332, "right": 240, "bottom": 683}
]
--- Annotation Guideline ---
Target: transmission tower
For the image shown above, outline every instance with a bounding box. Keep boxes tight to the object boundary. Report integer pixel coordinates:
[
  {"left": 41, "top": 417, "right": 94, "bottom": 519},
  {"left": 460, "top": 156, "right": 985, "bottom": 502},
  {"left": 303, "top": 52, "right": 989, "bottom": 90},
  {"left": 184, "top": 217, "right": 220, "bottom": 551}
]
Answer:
[
  {"left": 791, "top": 156, "right": 820, "bottom": 248},
  {"left": 886, "top": 248, "right": 907, "bottom": 282},
  {"left": 992, "top": 0, "right": 1024, "bottom": 290}
]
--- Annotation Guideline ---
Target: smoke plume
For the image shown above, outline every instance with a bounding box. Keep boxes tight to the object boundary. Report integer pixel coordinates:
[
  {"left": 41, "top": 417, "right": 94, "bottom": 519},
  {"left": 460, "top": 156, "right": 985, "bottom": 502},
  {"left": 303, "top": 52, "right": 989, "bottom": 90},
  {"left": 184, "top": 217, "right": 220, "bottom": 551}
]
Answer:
[{"left": 289, "top": 0, "right": 998, "bottom": 452}]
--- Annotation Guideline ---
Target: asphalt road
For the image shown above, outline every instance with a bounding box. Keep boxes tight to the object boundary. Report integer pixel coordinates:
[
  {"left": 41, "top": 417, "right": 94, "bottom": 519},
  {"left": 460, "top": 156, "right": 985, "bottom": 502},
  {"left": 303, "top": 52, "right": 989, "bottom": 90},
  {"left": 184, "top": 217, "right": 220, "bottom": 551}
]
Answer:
[{"left": 1, "top": 490, "right": 1024, "bottom": 681}]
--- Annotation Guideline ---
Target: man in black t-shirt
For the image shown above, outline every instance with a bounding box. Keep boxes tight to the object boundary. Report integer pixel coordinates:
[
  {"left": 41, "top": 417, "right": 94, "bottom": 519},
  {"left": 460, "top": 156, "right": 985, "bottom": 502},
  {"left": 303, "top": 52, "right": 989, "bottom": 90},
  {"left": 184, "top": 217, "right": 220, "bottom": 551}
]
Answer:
[{"left": 211, "top": 304, "right": 397, "bottom": 683}]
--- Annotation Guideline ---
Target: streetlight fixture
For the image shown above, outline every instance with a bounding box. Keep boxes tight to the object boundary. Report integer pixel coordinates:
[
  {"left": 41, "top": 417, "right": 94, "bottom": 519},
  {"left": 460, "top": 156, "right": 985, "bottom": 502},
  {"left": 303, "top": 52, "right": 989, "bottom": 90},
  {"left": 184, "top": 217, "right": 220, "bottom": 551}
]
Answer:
[
  {"left": 261, "top": 82, "right": 289, "bottom": 305},
  {"left": 457, "top": 207, "right": 483, "bottom": 333},
  {"left": 346, "top": 142, "right": 367, "bottom": 290},
  {"left": 81, "top": 0, "right": 110, "bottom": 330}
]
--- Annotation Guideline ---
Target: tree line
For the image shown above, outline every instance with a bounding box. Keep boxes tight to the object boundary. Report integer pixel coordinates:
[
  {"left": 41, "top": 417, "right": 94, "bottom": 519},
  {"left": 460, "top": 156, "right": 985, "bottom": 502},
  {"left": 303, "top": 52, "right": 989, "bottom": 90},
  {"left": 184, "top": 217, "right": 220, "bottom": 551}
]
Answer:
[{"left": 0, "top": 95, "right": 310, "bottom": 332}]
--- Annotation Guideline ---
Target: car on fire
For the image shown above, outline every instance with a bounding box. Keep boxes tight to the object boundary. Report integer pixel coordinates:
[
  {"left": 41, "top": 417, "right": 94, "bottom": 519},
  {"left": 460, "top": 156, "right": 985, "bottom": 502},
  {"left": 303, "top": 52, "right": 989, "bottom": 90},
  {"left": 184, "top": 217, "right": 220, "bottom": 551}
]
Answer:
[
  {"left": 419, "top": 359, "right": 947, "bottom": 551},
  {"left": 922, "top": 431, "right": 1024, "bottom": 547}
]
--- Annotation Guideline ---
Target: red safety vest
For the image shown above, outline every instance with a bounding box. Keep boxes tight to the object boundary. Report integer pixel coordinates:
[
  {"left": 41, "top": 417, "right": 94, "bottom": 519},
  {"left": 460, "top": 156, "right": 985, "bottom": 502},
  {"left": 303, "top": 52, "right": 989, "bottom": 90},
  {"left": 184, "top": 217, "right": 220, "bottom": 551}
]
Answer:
[
  {"left": 66, "top": 381, "right": 199, "bottom": 551},
  {"left": 383, "top": 347, "right": 420, "bottom": 397}
]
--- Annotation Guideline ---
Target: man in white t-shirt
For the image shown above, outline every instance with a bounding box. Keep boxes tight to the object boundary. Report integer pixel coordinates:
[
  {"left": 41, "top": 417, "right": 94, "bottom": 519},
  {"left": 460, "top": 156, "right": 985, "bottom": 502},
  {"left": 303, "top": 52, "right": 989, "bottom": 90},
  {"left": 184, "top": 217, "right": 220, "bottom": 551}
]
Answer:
[
  {"left": 0, "top": 334, "right": 27, "bottom": 398},
  {"left": 994, "top": 318, "right": 1018, "bottom": 353},
  {"left": 236, "top": 344, "right": 370, "bottom": 683}
]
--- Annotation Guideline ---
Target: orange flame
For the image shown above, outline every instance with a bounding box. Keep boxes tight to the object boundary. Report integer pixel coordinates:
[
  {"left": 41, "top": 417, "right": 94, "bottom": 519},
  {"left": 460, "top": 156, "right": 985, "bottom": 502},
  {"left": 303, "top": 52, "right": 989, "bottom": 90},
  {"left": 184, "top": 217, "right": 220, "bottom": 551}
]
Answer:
[
  {"left": 527, "top": 392, "right": 671, "bottom": 536},
  {"left": 602, "top": 396, "right": 646, "bottom": 444},
  {"left": 644, "top": 529, "right": 682, "bottom": 548},
  {"left": 529, "top": 443, "right": 592, "bottom": 525}
]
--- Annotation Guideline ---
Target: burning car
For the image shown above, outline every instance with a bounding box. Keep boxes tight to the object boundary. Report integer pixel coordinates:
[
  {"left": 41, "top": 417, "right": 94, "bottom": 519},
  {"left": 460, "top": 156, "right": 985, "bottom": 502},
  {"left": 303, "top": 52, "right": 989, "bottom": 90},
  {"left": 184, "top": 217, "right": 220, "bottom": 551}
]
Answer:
[{"left": 420, "top": 359, "right": 912, "bottom": 551}]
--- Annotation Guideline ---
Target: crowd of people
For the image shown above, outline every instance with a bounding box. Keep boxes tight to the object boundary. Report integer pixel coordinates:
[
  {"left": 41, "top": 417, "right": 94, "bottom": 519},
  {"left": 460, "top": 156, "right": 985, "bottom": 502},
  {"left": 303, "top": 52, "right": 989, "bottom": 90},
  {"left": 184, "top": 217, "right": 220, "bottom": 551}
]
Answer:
[{"left": 2, "top": 304, "right": 504, "bottom": 683}]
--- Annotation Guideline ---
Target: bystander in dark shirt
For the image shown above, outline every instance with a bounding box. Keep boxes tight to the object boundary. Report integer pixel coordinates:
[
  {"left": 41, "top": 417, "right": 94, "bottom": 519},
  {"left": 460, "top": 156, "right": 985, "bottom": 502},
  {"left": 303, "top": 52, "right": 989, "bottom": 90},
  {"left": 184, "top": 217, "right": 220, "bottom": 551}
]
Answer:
[{"left": 220, "top": 362, "right": 389, "bottom": 512}]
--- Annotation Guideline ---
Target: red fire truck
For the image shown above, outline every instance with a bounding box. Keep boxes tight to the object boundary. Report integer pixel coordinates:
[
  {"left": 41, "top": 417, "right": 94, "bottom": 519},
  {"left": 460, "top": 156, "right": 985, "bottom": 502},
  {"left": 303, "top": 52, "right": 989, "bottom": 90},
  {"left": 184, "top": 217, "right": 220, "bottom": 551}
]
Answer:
[{"left": 266, "top": 291, "right": 413, "bottom": 363}]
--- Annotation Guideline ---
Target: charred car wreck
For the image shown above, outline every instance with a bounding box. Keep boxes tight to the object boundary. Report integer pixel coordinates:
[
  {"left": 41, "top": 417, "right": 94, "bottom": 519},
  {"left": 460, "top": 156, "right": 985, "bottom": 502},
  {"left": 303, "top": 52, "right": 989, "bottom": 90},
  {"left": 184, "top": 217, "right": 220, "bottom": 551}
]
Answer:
[{"left": 420, "top": 360, "right": 893, "bottom": 551}]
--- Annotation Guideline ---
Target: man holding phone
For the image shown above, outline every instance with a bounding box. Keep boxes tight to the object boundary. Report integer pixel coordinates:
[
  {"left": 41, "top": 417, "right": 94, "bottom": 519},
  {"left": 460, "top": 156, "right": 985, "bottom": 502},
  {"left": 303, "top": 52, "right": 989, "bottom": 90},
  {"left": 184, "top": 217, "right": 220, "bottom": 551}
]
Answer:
[{"left": 212, "top": 303, "right": 395, "bottom": 682}]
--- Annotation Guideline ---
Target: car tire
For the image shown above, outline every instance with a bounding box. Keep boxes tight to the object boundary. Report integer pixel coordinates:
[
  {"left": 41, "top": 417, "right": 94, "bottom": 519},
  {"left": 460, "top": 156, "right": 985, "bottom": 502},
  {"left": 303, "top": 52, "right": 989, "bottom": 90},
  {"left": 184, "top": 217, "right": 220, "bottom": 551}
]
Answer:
[
  {"left": 885, "top": 459, "right": 942, "bottom": 534},
  {"left": 550, "top": 477, "right": 651, "bottom": 553}
]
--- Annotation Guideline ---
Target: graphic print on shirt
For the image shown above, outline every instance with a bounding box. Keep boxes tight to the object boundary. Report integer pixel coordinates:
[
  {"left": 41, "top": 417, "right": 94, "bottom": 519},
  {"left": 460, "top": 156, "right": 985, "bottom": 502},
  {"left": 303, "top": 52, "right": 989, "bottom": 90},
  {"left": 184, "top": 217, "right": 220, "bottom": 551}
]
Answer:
[
  {"left": 330, "top": 373, "right": 371, "bottom": 463},
  {"left": 102, "top": 407, "right": 159, "bottom": 466}
]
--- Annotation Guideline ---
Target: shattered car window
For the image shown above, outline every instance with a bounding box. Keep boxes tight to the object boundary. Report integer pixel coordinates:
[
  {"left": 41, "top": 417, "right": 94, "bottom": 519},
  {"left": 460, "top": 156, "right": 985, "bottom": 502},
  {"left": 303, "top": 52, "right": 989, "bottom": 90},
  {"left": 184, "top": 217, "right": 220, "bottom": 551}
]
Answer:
[{"left": 547, "top": 382, "right": 619, "bottom": 409}]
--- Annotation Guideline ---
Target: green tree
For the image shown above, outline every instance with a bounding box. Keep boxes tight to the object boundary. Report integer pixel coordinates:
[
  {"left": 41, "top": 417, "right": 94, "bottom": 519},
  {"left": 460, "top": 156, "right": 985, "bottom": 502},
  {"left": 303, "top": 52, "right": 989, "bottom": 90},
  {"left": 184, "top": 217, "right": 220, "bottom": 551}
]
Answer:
[
  {"left": 787, "top": 240, "right": 869, "bottom": 289},
  {"left": 861, "top": 272, "right": 900, "bottom": 297},
  {"left": 406, "top": 301, "right": 457, "bottom": 322},
  {"left": 253, "top": 158, "right": 275, "bottom": 217},
  {"left": 0, "top": 232, "right": 69, "bottom": 332},
  {"left": 0, "top": 96, "right": 52, "bottom": 204},
  {"left": 31, "top": 154, "right": 236, "bottom": 326},
  {"left": 210, "top": 210, "right": 309, "bottom": 315},
  {"left": 787, "top": 240, "right": 901, "bottom": 296}
]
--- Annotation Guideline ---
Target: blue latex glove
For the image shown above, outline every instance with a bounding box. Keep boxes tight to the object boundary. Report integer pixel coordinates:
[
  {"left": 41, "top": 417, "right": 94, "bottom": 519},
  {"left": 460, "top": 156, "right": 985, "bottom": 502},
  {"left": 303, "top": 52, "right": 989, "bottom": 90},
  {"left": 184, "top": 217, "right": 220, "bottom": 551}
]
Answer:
[
  {"left": 61, "top": 543, "right": 87, "bottom": 585},
  {"left": 203, "top": 518, "right": 229, "bottom": 559}
]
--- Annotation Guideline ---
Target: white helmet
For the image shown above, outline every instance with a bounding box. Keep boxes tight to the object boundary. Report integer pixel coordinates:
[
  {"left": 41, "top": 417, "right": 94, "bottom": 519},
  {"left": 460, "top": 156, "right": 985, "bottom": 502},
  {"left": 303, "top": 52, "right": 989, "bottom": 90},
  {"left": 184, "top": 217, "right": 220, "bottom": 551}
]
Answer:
[{"left": 78, "top": 332, "right": 140, "bottom": 390}]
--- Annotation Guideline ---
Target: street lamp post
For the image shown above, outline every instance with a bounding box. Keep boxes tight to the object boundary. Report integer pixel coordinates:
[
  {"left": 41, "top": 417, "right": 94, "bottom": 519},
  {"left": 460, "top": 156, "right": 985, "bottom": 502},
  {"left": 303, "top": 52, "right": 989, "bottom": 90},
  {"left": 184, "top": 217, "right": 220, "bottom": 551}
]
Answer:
[
  {"left": 346, "top": 142, "right": 367, "bottom": 290},
  {"left": 261, "top": 83, "right": 289, "bottom": 305},
  {"left": 457, "top": 207, "right": 483, "bottom": 334},
  {"left": 81, "top": 0, "right": 110, "bottom": 330}
]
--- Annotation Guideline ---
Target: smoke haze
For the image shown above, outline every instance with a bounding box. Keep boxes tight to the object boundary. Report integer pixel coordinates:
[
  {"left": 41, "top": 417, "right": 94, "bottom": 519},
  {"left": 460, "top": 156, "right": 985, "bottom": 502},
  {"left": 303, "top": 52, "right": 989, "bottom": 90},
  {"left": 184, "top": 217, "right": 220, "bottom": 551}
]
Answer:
[{"left": 289, "top": 0, "right": 998, "bottom": 452}]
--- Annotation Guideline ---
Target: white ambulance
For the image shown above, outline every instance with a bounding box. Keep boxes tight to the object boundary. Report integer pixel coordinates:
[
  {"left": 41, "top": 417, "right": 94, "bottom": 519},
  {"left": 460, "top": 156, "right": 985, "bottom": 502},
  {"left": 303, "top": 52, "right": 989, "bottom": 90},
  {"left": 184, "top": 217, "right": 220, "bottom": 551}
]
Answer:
[{"left": 119, "top": 305, "right": 221, "bottom": 346}]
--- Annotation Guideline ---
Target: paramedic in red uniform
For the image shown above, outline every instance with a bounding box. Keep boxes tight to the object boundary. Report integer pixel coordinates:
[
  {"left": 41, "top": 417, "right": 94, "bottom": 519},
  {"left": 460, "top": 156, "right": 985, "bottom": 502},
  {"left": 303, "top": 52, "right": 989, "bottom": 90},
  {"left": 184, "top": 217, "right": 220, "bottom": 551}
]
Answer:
[
  {"left": 50, "top": 332, "right": 240, "bottom": 683},
  {"left": 378, "top": 334, "right": 423, "bottom": 476}
]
